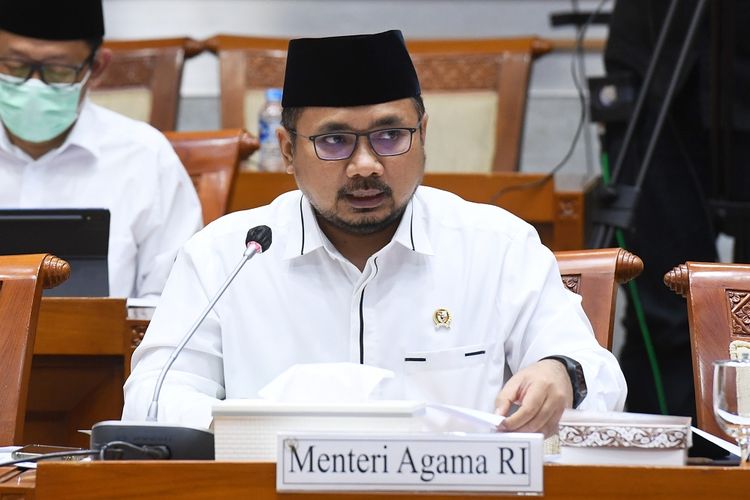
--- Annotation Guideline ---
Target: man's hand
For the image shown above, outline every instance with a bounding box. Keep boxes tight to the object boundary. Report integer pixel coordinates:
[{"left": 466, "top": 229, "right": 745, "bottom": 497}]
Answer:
[{"left": 494, "top": 359, "right": 573, "bottom": 437}]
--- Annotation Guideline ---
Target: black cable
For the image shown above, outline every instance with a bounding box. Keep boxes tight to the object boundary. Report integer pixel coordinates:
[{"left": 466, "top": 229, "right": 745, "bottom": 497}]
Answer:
[
  {"left": 97, "top": 441, "right": 170, "bottom": 460},
  {"left": 572, "top": 0, "right": 597, "bottom": 178},
  {"left": 490, "top": 0, "right": 609, "bottom": 204},
  {"left": 0, "top": 441, "right": 172, "bottom": 468},
  {"left": 0, "top": 449, "right": 99, "bottom": 467}
]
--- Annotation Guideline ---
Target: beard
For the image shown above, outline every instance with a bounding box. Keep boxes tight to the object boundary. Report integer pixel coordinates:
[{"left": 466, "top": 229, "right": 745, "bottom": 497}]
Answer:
[{"left": 311, "top": 177, "right": 412, "bottom": 235}]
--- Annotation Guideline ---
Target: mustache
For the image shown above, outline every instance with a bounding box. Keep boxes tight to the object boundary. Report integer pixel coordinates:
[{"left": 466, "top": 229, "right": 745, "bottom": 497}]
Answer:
[{"left": 337, "top": 177, "right": 393, "bottom": 198}]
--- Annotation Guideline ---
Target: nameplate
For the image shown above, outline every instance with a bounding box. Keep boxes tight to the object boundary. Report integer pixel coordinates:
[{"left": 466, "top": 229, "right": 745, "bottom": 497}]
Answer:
[{"left": 276, "top": 433, "right": 543, "bottom": 493}]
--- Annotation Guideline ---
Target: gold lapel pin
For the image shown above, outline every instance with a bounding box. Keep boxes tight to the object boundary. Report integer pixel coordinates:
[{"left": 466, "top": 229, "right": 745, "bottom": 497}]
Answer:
[{"left": 433, "top": 308, "right": 451, "bottom": 329}]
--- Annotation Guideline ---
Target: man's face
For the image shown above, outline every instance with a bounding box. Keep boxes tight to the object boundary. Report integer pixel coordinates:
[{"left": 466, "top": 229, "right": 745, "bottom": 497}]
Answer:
[
  {"left": 0, "top": 30, "right": 99, "bottom": 93},
  {"left": 279, "top": 98, "right": 427, "bottom": 235}
]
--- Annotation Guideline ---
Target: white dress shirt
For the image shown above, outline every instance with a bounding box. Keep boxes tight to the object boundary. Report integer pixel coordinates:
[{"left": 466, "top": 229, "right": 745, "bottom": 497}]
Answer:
[
  {"left": 0, "top": 100, "right": 202, "bottom": 298},
  {"left": 123, "top": 187, "right": 627, "bottom": 427}
]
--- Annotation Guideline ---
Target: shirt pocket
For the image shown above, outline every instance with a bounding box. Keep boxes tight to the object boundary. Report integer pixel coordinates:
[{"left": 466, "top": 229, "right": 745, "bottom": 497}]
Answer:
[{"left": 402, "top": 342, "right": 496, "bottom": 407}]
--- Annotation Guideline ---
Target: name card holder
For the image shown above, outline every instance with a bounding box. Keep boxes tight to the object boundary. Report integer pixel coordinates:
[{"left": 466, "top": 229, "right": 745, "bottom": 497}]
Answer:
[{"left": 276, "top": 432, "right": 543, "bottom": 494}]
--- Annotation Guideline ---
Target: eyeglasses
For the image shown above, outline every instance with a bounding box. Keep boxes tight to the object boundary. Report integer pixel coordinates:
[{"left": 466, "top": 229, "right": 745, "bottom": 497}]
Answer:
[
  {"left": 290, "top": 121, "right": 422, "bottom": 161},
  {"left": 0, "top": 53, "right": 94, "bottom": 86}
]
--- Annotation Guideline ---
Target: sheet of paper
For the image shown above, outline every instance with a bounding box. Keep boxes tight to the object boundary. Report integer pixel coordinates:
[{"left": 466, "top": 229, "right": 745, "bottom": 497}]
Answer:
[
  {"left": 691, "top": 426, "right": 740, "bottom": 457},
  {"left": 426, "top": 403, "right": 505, "bottom": 428}
]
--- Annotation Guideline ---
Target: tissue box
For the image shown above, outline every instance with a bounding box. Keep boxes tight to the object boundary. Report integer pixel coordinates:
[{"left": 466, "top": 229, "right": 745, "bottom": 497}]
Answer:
[
  {"left": 212, "top": 399, "right": 426, "bottom": 461},
  {"left": 558, "top": 410, "right": 691, "bottom": 466}
]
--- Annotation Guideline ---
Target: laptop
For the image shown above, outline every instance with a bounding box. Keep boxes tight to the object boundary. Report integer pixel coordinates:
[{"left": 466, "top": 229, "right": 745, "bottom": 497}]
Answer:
[{"left": 0, "top": 208, "right": 110, "bottom": 297}]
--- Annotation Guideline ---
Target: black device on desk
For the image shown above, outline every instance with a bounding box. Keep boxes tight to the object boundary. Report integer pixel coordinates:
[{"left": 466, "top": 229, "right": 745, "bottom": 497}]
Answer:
[{"left": 0, "top": 208, "right": 110, "bottom": 297}]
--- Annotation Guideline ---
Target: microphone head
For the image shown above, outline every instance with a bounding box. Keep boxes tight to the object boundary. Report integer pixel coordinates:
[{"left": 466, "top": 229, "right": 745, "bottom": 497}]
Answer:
[{"left": 245, "top": 225, "right": 272, "bottom": 252}]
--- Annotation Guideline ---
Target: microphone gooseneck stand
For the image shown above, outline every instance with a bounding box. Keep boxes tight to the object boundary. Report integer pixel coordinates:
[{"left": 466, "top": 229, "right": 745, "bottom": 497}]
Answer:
[{"left": 90, "top": 225, "right": 272, "bottom": 460}]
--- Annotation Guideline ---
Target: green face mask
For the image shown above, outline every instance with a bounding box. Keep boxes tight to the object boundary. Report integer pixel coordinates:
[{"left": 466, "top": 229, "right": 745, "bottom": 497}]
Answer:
[{"left": 0, "top": 72, "right": 88, "bottom": 143}]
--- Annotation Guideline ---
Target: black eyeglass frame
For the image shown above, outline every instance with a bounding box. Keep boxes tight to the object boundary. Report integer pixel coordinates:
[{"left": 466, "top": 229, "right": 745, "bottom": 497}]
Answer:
[
  {"left": 289, "top": 120, "right": 423, "bottom": 161},
  {"left": 0, "top": 51, "right": 96, "bottom": 87}
]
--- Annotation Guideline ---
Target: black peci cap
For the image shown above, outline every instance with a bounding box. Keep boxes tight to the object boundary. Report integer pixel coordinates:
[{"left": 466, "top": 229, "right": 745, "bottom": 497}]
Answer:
[
  {"left": 282, "top": 30, "right": 420, "bottom": 108},
  {"left": 0, "top": 0, "right": 105, "bottom": 41}
]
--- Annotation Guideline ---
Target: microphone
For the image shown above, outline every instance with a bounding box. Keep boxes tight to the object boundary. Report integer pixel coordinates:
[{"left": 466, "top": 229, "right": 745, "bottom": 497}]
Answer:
[
  {"left": 90, "top": 225, "right": 272, "bottom": 460},
  {"left": 147, "top": 224, "right": 271, "bottom": 421}
]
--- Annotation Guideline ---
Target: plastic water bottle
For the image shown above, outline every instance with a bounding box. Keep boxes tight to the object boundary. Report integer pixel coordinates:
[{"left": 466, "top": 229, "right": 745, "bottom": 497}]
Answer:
[{"left": 258, "top": 88, "right": 284, "bottom": 172}]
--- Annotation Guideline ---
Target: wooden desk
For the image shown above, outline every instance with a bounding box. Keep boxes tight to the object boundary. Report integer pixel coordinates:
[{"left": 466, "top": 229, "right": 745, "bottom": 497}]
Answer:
[
  {"left": 24, "top": 299, "right": 150, "bottom": 448},
  {"left": 20, "top": 171, "right": 591, "bottom": 446},
  {"left": 228, "top": 171, "right": 594, "bottom": 251},
  {"left": 0, "top": 461, "right": 747, "bottom": 499}
]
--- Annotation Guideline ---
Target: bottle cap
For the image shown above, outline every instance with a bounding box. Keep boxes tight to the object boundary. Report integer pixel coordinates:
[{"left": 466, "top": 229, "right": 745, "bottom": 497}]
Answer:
[{"left": 265, "top": 88, "right": 283, "bottom": 102}]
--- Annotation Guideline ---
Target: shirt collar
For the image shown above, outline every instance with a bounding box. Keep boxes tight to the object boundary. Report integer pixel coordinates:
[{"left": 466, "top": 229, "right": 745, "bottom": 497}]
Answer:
[
  {"left": 282, "top": 189, "right": 434, "bottom": 260},
  {"left": 0, "top": 98, "right": 99, "bottom": 162},
  {"left": 60, "top": 98, "right": 101, "bottom": 159},
  {"left": 391, "top": 189, "right": 434, "bottom": 256},
  {"left": 282, "top": 193, "right": 325, "bottom": 259},
  {"left": 0, "top": 124, "right": 15, "bottom": 156}
]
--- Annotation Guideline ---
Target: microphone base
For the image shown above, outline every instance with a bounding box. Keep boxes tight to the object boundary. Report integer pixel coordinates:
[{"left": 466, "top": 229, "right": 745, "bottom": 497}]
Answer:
[{"left": 91, "top": 420, "right": 214, "bottom": 460}]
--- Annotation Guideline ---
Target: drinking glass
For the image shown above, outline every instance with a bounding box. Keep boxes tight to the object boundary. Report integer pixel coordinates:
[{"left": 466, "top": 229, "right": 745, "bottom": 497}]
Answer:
[{"left": 713, "top": 359, "right": 750, "bottom": 466}]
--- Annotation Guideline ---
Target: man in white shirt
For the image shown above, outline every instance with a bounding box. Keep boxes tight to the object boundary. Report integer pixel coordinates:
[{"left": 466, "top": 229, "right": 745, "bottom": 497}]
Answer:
[
  {"left": 0, "top": 0, "right": 202, "bottom": 298},
  {"left": 124, "top": 30, "right": 626, "bottom": 436}
]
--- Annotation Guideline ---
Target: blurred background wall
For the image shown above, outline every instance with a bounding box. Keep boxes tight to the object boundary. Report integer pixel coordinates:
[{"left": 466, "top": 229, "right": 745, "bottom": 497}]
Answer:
[{"left": 103, "top": 0, "right": 609, "bottom": 176}]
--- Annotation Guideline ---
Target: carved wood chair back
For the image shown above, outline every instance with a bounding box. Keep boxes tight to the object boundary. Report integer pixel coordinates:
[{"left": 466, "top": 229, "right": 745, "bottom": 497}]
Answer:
[
  {"left": 0, "top": 254, "right": 70, "bottom": 445},
  {"left": 90, "top": 38, "right": 204, "bottom": 131},
  {"left": 554, "top": 248, "right": 644, "bottom": 350},
  {"left": 663, "top": 261, "right": 750, "bottom": 440},
  {"left": 165, "top": 129, "right": 259, "bottom": 225},
  {"left": 407, "top": 37, "right": 551, "bottom": 172},
  {"left": 204, "top": 34, "right": 551, "bottom": 172}
]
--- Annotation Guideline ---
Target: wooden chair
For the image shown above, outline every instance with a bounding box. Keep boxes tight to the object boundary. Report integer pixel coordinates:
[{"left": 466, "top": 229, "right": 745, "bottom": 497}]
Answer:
[
  {"left": 407, "top": 38, "right": 551, "bottom": 172},
  {"left": 554, "top": 248, "right": 644, "bottom": 350},
  {"left": 204, "top": 34, "right": 551, "bottom": 172},
  {"left": 89, "top": 38, "right": 204, "bottom": 131},
  {"left": 165, "top": 129, "right": 259, "bottom": 225},
  {"left": 0, "top": 254, "right": 70, "bottom": 445},
  {"left": 664, "top": 261, "right": 750, "bottom": 440}
]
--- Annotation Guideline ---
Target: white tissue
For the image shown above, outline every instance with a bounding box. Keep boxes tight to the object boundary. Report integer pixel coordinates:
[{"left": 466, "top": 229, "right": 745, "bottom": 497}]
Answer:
[
  {"left": 257, "top": 362, "right": 394, "bottom": 403},
  {"left": 254, "top": 362, "right": 501, "bottom": 434}
]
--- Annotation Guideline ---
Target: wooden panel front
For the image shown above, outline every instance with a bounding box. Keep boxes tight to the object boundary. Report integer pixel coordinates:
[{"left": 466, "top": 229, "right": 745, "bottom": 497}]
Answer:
[
  {"left": 228, "top": 171, "right": 557, "bottom": 221},
  {"left": 24, "top": 298, "right": 131, "bottom": 447},
  {"left": 0, "top": 467, "right": 34, "bottom": 499},
  {"left": 19, "top": 461, "right": 748, "bottom": 500},
  {"left": 226, "top": 171, "right": 587, "bottom": 250},
  {"left": 24, "top": 356, "right": 124, "bottom": 448},
  {"left": 35, "top": 298, "right": 128, "bottom": 355},
  {"left": 421, "top": 172, "right": 555, "bottom": 222}
]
